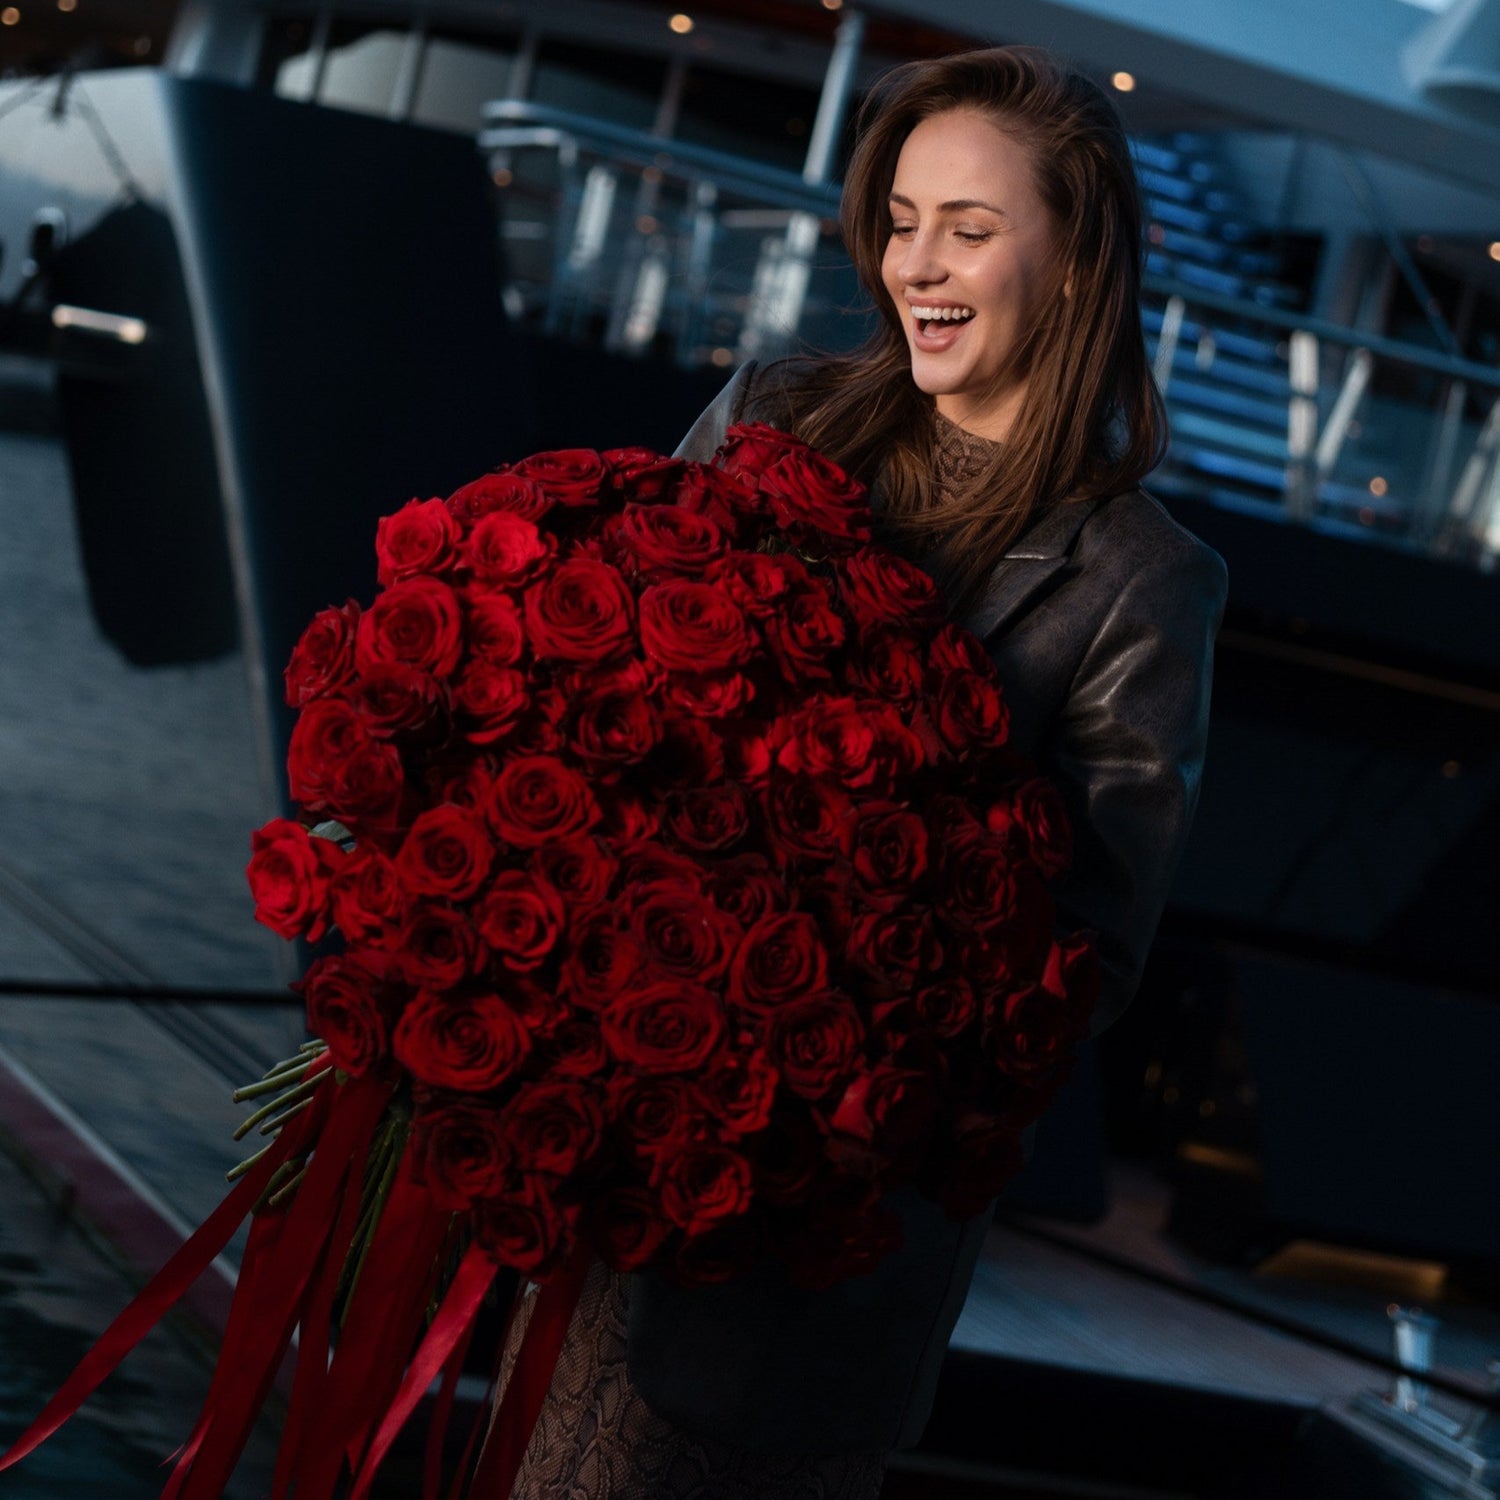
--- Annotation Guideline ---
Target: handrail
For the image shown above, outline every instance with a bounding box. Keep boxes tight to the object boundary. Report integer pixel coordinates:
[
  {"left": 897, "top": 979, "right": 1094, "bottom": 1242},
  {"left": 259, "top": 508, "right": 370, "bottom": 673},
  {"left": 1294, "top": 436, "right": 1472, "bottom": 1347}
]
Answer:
[
  {"left": 479, "top": 98, "right": 842, "bottom": 216},
  {"left": 1143, "top": 272, "right": 1500, "bottom": 391}
]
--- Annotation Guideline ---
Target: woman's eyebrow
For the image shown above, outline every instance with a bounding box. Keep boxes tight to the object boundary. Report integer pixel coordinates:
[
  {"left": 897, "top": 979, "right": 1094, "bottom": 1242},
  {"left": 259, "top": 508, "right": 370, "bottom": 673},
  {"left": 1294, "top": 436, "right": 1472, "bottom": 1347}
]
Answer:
[{"left": 888, "top": 191, "right": 1008, "bottom": 217}]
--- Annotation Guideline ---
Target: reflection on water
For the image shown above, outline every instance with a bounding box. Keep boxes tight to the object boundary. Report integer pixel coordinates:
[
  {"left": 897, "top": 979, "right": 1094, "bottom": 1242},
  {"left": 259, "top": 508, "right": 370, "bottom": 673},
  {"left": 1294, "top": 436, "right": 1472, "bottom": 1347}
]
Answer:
[{"left": 0, "top": 1146, "right": 277, "bottom": 1498}]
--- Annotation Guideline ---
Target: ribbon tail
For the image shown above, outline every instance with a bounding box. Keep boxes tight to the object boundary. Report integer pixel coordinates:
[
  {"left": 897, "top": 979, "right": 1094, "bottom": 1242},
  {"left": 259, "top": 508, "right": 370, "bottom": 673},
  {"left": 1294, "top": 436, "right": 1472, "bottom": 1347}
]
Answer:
[
  {"left": 446, "top": 1283, "right": 518, "bottom": 1500},
  {"left": 0, "top": 1069, "right": 330, "bottom": 1473},
  {"left": 467, "top": 1246, "right": 592, "bottom": 1500},
  {"left": 422, "top": 1269, "right": 489, "bottom": 1500},
  {"left": 346, "top": 1242, "right": 497, "bottom": 1500}
]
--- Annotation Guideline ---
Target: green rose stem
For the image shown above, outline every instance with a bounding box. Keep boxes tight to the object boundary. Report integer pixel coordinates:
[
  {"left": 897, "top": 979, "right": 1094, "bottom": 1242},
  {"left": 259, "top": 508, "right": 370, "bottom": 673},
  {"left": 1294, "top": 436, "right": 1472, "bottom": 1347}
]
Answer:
[
  {"left": 232, "top": 1073, "right": 325, "bottom": 1141},
  {"left": 339, "top": 1109, "right": 411, "bottom": 1317},
  {"left": 258, "top": 1094, "right": 316, "bottom": 1137}
]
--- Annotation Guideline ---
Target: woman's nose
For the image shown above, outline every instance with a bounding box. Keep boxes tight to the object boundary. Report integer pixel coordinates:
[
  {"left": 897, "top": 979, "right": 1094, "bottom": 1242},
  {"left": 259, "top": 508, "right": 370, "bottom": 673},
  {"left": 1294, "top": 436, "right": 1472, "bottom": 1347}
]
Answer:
[{"left": 896, "top": 234, "right": 945, "bottom": 287}]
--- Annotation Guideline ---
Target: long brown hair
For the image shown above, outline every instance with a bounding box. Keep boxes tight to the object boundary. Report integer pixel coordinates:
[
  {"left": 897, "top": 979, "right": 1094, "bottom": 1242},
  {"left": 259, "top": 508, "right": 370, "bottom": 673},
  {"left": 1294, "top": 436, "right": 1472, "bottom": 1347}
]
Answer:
[{"left": 774, "top": 45, "right": 1166, "bottom": 617}]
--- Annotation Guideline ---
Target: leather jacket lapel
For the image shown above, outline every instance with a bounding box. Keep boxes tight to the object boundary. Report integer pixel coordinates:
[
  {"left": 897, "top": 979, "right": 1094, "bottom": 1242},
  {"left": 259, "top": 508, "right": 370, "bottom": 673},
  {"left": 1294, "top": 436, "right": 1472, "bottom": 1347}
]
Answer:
[{"left": 967, "top": 495, "right": 1109, "bottom": 641}]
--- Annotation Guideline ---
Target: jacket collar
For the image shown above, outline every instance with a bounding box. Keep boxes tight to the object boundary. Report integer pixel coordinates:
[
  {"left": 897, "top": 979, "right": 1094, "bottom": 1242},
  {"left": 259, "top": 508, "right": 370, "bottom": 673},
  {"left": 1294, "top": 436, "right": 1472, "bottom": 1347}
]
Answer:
[{"left": 968, "top": 494, "right": 1110, "bottom": 640}]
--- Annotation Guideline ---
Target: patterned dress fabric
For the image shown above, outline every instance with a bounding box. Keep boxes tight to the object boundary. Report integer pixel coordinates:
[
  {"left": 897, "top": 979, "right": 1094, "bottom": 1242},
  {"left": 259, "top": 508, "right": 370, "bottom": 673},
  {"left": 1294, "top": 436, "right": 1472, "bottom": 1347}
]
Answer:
[{"left": 485, "top": 1260, "right": 890, "bottom": 1499}]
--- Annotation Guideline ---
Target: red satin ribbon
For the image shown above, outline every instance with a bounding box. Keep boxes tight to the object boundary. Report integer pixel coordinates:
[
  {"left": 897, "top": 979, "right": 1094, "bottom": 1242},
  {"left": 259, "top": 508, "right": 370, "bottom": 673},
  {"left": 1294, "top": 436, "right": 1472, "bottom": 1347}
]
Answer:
[
  {"left": 0, "top": 1062, "right": 335, "bottom": 1473},
  {"left": 467, "top": 1245, "right": 593, "bottom": 1498},
  {"left": 345, "top": 1241, "right": 497, "bottom": 1500}
]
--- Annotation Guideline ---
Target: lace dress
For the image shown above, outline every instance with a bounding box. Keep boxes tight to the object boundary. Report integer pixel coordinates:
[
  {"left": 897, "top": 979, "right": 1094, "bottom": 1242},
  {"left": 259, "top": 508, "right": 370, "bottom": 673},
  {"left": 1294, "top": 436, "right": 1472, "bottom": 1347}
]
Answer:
[{"left": 477, "top": 410, "right": 996, "bottom": 1500}]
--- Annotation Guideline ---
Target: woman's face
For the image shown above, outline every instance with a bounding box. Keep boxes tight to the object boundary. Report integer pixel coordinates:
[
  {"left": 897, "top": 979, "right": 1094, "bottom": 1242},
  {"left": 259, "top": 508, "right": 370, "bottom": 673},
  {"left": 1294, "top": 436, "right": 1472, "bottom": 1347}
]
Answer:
[{"left": 880, "top": 109, "right": 1059, "bottom": 441}]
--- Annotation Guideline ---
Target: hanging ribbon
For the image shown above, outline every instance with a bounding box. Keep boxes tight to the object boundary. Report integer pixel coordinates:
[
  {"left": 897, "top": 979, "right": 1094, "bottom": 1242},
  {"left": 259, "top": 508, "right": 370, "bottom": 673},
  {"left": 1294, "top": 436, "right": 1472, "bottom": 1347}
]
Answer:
[{"left": 467, "top": 1244, "right": 593, "bottom": 1498}]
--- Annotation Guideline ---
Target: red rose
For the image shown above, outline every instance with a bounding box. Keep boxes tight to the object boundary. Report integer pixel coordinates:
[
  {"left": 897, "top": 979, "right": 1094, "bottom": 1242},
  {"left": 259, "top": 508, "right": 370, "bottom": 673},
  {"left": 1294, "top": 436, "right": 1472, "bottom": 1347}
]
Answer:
[
  {"left": 510, "top": 448, "right": 608, "bottom": 507},
  {"left": 708, "top": 549, "right": 808, "bottom": 619},
  {"left": 638, "top": 579, "right": 755, "bottom": 673},
  {"left": 662, "top": 783, "right": 749, "bottom": 852},
  {"left": 704, "top": 854, "right": 787, "bottom": 927},
  {"left": 355, "top": 576, "right": 464, "bottom": 678},
  {"left": 851, "top": 804, "right": 929, "bottom": 911},
  {"left": 774, "top": 697, "right": 924, "bottom": 798},
  {"left": 396, "top": 805, "right": 493, "bottom": 901},
  {"left": 728, "top": 912, "right": 829, "bottom": 1013},
  {"left": 1041, "top": 930, "right": 1100, "bottom": 1028},
  {"left": 937, "top": 824, "right": 1021, "bottom": 934},
  {"left": 764, "top": 773, "right": 855, "bottom": 864},
  {"left": 427, "top": 759, "right": 496, "bottom": 818},
  {"left": 247, "top": 818, "right": 341, "bottom": 941},
  {"left": 452, "top": 662, "right": 529, "bottom": 745},
  {"left": 477, "top": 1174, "right": 574, "bottom": 1276},
  {"left": 466, "top": 595, "right": 527, "bottom": 665},
  {"left": 657, "top": 1146, "right": 753, "bottom": 1235},
  {"left": 989, "top": 777, "right": 1073, "bottom": 879},
  {"left": 659, "top": 667, "right": 755, "bottom": 719},
  {"left": 835, "top": 547, "right": 944, "bottom": 631},
  {"left": 475, "top": 870, "right": 565, "bottom": 971},
  {"left": 506, "top": 685, "right": 569, "bottom": 758},
  {"left": 603, "top": 447, "right": 685, "bottom": 501},
  {"left": 331, "top": 846, "right": 408, "bottom": 945},
  {"left": 934, "top": 669, "right": 1011, "bottom": 758},
  {"left": 530, "top": 836, "right": 616, "bottom": 912},
  {"left": 284, "top": 600, "right": 360, "bottom": 707},
  {"left": 700, "top": 1045, "right": 779, "bottom": 1135},
  {"left": 394, "top": 906, "right": 485, "bottom": 990},
  {"left": 297, "top": 953, "right": 389, "bottom": 1078},
  {"left": 714, "top": 422, "right": 808, "bottom": 484},
  {"left": 590, "top": 1186, "right": 671, "bottom": 1272},
  {"left": 848, "top": 628, "right": 924, "bottom": 705},
  {"left": 757, "top": 447, "right": 872, "bottom": 550},
  {"left": 523, "top": 558, "right": 636, "bottom": 666},
  {"left": 464, "top": 510, "right": 557, "bottom": 588},
  {"left": 749, "top": 1107, "right": 822, "bottom": 1204},
  {"left": 602, "top": 980, "right": 725, "bottom": 1074},
  {"left": 287, "top": 698, "right": 369, "bottom": 810},
  {"left": 488, "top": 754, "right": 602, "bottom": 846},
  {"left": 674, "top": 463, "right": 761, "bottom": 531},
  {"left": 764, "top": 583, "right": 846, "bottom": 685},
  {"left": 502, "top": 1081, "right": 605, "bottom": 1177},
  {"left": 982, "top": 980, "right": 1079, "bottom": 1092},
  {"left": 375, "top": 497, "right": 461, "bottom": 586},
  {"left": 570, "top": 685, "right": 661, "bottom": 768},
  {"left": 830, "top": 1065, "right": 939, "bottom": 1173},
  {"left": 330, "top": 740, "right": 406, "bottom": 830},
  {"left": 913, "top": 976, "right": 976, "bottom": 1039},
  {"left": 926, "top": 620, "right": 996, "bottom": 678},
  {"left": 447, "top": 471, "right": 553, "bottom": 525},
  {"left": 844, "top": 910, "right": 943, "bottom": 991},
  {"left": 624, "top": 881, "right": 740, "bottom": 984},
  {"left": 393, "top": 987, "right": 531, "bottom": 1091},
  {"left": 722, "top": 723, "right": 773, "bottom": 789},
  {"left": 607, "top": 1075, "right": 706, "bottom": 1159},
  {"left": 559, "top": 912, "right": 644, "bottom": 1011},
  {"left": 355, "top": 663, "right": 446, "bottom": 739},
  {"left": 617, "top": 503, "right": 726, "bottom": 580},
  {"left": 796, "top": 870, "right": 856, "bottom": 951},
  {"left": 537, "top": 1011, "right": 608, "bottom": 1079},
  {"left": 768, "top": 992, "right": 863, "bottom": 1099},
  {"left": 649, "top": 716, "right": 725, "bottom": 790},
  {"left": 414, "top": 1100, "right": 514, "bottom": 1209}
]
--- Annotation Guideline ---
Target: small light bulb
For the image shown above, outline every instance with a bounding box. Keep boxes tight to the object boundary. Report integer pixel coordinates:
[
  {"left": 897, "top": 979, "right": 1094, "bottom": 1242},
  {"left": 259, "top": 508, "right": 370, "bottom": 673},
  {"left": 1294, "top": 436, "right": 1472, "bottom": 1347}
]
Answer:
[
  {"left": 1111, "top": 70, "right": 1136, "bottom": 92},
  {"left": 1489, "top": 241, "right": 1500, "bottom": 262},
  {"left": 1, "top": 8, "right": 21, "bottom": 25},
  {"left": 669, "top": 12, "right": 693, "bottom": 33}
]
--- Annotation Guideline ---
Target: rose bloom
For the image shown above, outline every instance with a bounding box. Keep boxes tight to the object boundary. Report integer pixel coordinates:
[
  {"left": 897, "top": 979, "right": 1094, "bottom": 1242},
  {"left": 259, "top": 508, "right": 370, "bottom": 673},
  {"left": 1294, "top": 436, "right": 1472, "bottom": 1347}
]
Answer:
[
  {"left": 488, "top": 755, "right": 602, "bottom": 847},
  {"left": 393, "top": 988, "right": 532, "bottom": 1092},
  {"left": 603, "top": 446, "right": 685, "bottom": 501},
  {"left": 476, "top": 870, "right": 565, "bottom": 972},
  {"left": 247, "top": 818, "right": 342, "bottom": 942},
  {"left": 464, "top": 510, "right": 557, "bottom": 588},
  {"left": 589, "top": 1187, "right": 671, "bottom": 1272},
  {"left": 284, "top": 600, "right": 360, "bottom": 707},
  {"left": 396, "top": 805, "right": 494, "bottom": 901},
  {"left": 657, "top": 1146, "right": 754, "bottom": 1236},
  {"left": 638, "top": 579, "right": 756, "bottom": 674},
  {"left": 523, "top": 558, "right": 637, "bottom": 666},
  {"left": 355, "top": 576, "right": 465, "bottom": 678},
  {"left": 502, "top": 1081, "right": 605, "bottom": 1178},
  {"left": 414, "top": 1099, "right": 514, "bottom": 1210},
  {"left": 617, "top": 502, "right": 727, "bottom": 580},
  {"left": 602, "top": 980, "right": 726, "bottom": 1074},
  {"left": 375, "top": 497, "right": 461, "bottom": 585},
  {"left": 510, "top": 448, "right": 609, "bottom": 507},
  {"left": 712, "top": 422, "right": 808, "bottom": 484},
  {"left": 296, "top": 953, "right": 389, "bottom": 1079},
  {"left": 835, "top": 547, "right": 944, "bottom": 632},
  {"left": 476, "top": 1175, "right": 575, "bottom": 1275},
  {"left": 447, "top": 471, "right": 553, "bottom": 524}
]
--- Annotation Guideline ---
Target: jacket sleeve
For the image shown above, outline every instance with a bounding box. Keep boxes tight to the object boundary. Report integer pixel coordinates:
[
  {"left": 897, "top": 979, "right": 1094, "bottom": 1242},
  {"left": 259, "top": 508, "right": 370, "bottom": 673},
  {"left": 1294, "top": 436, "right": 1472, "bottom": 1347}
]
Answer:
[
  {"left": 672, "top": 360, "right": 760, "bottom": 463},
  {"left": 1046, "top": 535, "right": 1228, "bottom": 1041}
]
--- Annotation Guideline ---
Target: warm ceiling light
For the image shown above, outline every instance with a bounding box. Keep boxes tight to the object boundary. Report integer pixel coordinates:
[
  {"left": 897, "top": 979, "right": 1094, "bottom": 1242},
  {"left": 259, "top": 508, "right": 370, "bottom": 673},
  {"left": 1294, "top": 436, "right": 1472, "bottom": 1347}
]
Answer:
[
  {"left": 1, "top": 7, "right": 20, "bottom": 24},
  {"left": 668, "top": 12, "right": 693, "bottom": 32},
  {"left": 1369, "top": 475, "right": 1388, "bottom": 496},
  {"left": 57, "top": 0, "right": 75, "bottom": 10},
  {"left": 1489, "top": 241, "right": 1500, "bottom": 262},
  {"left": 822, "top": 0, "right": 844, "bottom": 9},
  {"left": 1111, "top": 71, "right": 1137, "bottom": 92}
]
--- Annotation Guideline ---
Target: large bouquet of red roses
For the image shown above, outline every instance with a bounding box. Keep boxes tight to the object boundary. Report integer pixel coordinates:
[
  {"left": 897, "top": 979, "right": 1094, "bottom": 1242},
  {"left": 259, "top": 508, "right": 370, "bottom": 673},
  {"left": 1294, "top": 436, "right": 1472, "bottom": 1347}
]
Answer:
[{"left": 1, "top": 424, "right": 1098, "bottom": 1500}]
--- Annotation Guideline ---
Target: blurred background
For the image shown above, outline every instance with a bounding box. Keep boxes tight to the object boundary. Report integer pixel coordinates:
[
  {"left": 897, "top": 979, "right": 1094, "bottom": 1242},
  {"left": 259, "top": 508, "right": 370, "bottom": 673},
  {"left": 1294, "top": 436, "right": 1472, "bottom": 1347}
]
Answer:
[{"left": 0, "top": 1, "right": 1498, "bottom": 1495}]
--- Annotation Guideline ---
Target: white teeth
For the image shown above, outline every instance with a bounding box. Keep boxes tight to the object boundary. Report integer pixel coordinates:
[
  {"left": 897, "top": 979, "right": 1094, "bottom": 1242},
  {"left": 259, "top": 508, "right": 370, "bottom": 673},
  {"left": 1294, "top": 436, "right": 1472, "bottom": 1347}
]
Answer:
[{"left": 912, "top": 305, "right": 975, "bottom": 321}]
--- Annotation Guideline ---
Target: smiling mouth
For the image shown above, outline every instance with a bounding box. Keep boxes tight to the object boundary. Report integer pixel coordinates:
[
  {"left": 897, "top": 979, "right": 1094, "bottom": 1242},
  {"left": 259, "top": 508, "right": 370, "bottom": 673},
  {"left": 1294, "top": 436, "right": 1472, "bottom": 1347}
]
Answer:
[{"left": 911, "top": 305, "right": 976, "bottom": 335}]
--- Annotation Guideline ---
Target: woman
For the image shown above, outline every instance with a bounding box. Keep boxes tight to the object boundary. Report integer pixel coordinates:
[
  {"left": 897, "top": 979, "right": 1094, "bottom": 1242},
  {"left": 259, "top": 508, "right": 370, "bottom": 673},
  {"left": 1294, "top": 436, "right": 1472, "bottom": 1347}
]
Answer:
[{"left": 485, "top": 43, "right": 1227, "bottom": 1497}]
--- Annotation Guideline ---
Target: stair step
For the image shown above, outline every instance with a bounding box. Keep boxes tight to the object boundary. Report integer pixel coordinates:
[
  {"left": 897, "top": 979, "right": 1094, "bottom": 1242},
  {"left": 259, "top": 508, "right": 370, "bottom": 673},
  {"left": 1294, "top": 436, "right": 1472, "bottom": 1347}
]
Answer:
[
  {"left": 1158, "top": 374, "right": 1289, "bottom": 429},
  {"left": 1171, "top": 409, "right": 1290, "bottom": 462}
]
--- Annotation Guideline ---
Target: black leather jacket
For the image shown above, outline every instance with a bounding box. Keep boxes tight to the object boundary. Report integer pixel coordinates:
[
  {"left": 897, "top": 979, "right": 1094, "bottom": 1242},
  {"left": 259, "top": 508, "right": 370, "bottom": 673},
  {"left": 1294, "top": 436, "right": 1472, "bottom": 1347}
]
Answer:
[{"left": 625, "top": 359, "right": 1229, "bottom": 1455}]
